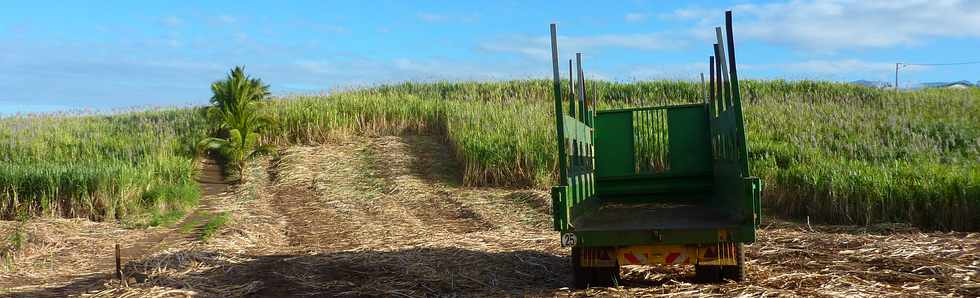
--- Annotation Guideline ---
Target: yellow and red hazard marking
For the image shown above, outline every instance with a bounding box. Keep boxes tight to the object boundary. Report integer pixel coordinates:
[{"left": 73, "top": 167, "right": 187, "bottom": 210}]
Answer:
[
  {"left": 621, "top": 251, "right": 646, "bottom": 264},
  {"left": 665, "top": 251, "right": 689, "bottom": 264},
  {"left": 594, "top": 243, "right": 737, "bottom": 267}
]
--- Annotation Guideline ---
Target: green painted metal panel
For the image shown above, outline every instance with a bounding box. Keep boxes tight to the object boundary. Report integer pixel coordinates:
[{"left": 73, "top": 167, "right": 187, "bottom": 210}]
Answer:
[
  {"left": 666, "top": 107, "right": 712, "bottom": 175},
  {"left": 594, "top": 111, "right": 634, "bottom": 177},
  {"left": 746, "top": 177, "right": 762, "bottom": 227},
  {"left": 551, "top": 186, "right": 567, "bottom": 231},
  {"left": 563, "top": 115, "right": 592, "bottom": 144},
  {"left": 554, "top": 113, "right": 598, "bottom": 233},
  {"left": 708, "top": 70, "right": 755, "bottom": 227}
]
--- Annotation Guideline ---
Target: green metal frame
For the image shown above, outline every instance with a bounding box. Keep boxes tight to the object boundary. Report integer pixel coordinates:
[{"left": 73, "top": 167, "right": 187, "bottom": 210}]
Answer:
[{"left": 550, "top": 11, "right": 761, "bottom": 248}]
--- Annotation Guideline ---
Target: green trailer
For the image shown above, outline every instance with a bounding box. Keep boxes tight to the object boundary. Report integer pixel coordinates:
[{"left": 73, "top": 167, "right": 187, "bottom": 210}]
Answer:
[{"left": 549, "top": 11, "right": 762, "bottom": 288}]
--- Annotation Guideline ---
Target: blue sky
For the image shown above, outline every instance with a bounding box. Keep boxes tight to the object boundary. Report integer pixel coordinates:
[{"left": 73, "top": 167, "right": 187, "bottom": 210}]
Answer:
[{"left": 2, "top": 0, "right": 979, "bottom": 114}]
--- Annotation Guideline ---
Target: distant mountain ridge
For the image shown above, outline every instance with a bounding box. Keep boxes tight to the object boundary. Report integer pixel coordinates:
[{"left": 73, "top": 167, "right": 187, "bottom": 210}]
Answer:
[
  {"left": 849, "top": 80, "right": 892, "bottom": 89},
  {"left": 849, "top": 80, "right": 976, "bottom": 89},
  {"left": 917, "top": 80, "right": 975, "bottom": 89}
]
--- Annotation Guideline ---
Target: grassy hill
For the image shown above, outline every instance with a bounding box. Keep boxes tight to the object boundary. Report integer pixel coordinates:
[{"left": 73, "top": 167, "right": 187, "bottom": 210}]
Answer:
[
  {"left": 1, "top": 80, "right": 977, "bottom": 230},
  {"left": 0, "top": 109, "right": 208, "bottom": 226}
]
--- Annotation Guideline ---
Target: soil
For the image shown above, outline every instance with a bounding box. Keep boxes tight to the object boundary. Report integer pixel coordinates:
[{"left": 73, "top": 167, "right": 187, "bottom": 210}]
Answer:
[
  {"left": 1, "top": 135, "right": 977, "bottom": 297},
  {"left": 0, "top": 160, "right": 231, "bottom": 297}
]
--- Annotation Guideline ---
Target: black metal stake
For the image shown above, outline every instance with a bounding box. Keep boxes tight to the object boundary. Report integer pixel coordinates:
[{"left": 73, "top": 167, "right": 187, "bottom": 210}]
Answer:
[{"left": 115, "top": 243, "right": 122, "bottom": 280}]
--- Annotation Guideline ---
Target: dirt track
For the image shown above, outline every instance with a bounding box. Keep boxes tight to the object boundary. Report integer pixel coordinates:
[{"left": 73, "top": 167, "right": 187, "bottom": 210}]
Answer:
[
  {"left": 2, "top": 135, "right": 978, "bottom": 297},
  {"left": 0, "top": 160, "right": 231, "bottom": 297}
]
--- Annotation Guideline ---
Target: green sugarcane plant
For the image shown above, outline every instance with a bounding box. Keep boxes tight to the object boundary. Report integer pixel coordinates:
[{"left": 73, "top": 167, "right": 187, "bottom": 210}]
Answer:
[{"left": 197, "top": 66, "right": 276, "bottom": 182}]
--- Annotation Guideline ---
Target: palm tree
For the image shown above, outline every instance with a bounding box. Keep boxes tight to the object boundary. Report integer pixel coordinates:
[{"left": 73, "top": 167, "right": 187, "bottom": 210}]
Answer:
[
  {"left": 198, "top": 66, "right": 275, "bottom": 182},
  {"left": 197, "top": 128, "right": 274, "bottom": 181},
  {"left": 207, "top": 66, "right": 271, "bottom": 134}
]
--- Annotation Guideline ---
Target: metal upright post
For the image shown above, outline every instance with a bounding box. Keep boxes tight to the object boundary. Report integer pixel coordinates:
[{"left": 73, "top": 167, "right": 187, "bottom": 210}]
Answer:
[
  {"left": 726, "top": 11, "right": 742, "bottom": 108},
  {"left": 700, "top": 72, "right": 706, "bottom": 104},
  {"left": 569, "top": 59, "right": 576, "bottom": 117},
  {"left": 714, "top": 44, "right": 723, "bottom": 109},
  {"left": 576, "top": 53, "right": 586, "bottom": 122},
  {"left": 550, "top": 24, "right": 567, "bottom": 184},
  {"left": 590, "top": 77, "right": 596, "bottom": 126},
  {"left": 709, "top": 56, "right": 715, "bottom": 116},
  {"left": 582, "top": 61, "right": 594, "bottom": 126},
  {"left": 725, "top": 10, "right": 749, "bottom": 174},
  {"left": 569, "top": 61, "right": 579, "bottom": 171},
  {"left": 714, "top": 44, "right": 726, "bottom": 159},
  {"left": 715, "top": 27, "right": 730, "bottom": 107}
]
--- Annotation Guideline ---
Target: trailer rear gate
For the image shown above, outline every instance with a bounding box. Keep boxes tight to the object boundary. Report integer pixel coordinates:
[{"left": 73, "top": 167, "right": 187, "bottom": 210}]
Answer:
[{"left": 549, "top": 11, "right": 761, "bottom": 288}]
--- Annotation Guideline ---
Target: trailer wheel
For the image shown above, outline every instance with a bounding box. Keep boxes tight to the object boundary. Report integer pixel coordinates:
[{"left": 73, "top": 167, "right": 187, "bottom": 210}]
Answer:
[
  {"left": 571, "top": 247, "right": 619, "bottom": 288},
  {"left": 571, "top": 247, "right": 589, "bottom": 288},
  {"left": 591, "top": 266, "right": 620, "bottom": 287},
  {"left": 694, "top": 264, "right": 722, "bottom": 283},
  {"left": 720, "top": 243, "right": 745, "bottom": 281}
]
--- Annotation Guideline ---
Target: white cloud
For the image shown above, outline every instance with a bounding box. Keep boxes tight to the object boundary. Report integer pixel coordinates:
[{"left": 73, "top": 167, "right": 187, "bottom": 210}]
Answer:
[
  {"left": 392, "top": 58, "right": 483, "bottom": 78},
  {"left": 663, "top": 8, "right": 709, "bottom": 21},
  {"left": 294, "top": 57, "right": 544, "bottom": 87},
  {"left": 768, "top": 59, "right": 896, "bottom": 74},
  {"left": 390, "top": 58, "right": 542, "bottom": 79},
  {"left": 481, "top": 33, "right": 683, "bottom": 60},
  {"left": 735, "top": 59, "right": 932, "bottom": 81},
  {"left": 479, "top": 37, "right": 551, "bottom": 60},
  {"left": 571, "top": 34, "right": 679, "bottom": 51},
  {"left": 587, "top": 62, "right": 707, "bottom": 81},
  {"left": 614, "top": 59, "right": 922, "bottom": 81},
  {"left": 610, "top": 59, "right": 915, "bottom": 81},
  {"left": 671, "top": 0, "right": 980, "bottom": 51},
  {"left": 625, "top": 13, "right": 649, "bottom": 23}
]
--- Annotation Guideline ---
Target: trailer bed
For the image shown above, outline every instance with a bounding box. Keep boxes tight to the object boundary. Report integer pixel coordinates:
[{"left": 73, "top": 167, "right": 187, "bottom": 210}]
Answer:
[{"left": 572, "top": 202, "right": 742, "bottom": 232}]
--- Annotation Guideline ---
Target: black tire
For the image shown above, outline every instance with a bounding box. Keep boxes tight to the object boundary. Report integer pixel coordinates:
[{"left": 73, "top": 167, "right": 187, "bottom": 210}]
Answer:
[
  {"left": 720, "top": 243, "right": 746, "bottom": 281},
  {"left": 571, "top": 247, "right": 620, "bottom": 289},
  {"left": 571, "top": 247, "right": 590, "bottom": 289},
  {"left": 591, "top": 266, "right": 620, "bottom": 287},
  {"left": 694, "top": 264, "right": 722, "bottom": 283}
]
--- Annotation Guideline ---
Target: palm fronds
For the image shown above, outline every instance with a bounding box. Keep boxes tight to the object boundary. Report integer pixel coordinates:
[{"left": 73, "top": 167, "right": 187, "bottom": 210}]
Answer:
[{"left": 199, "top": 66, "right": 276, "bottom": 182}]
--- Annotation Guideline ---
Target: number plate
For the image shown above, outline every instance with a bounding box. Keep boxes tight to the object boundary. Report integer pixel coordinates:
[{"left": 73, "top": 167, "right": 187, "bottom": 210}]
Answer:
[{"left": 560, "top": 233, "right": 577, "bottom": 247}]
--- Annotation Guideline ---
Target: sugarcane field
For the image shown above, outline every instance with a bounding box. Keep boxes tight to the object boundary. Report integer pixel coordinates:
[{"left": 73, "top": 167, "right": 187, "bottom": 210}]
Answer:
[{"left": 1, "top": 2, "right": 978, "bottom": 297}]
